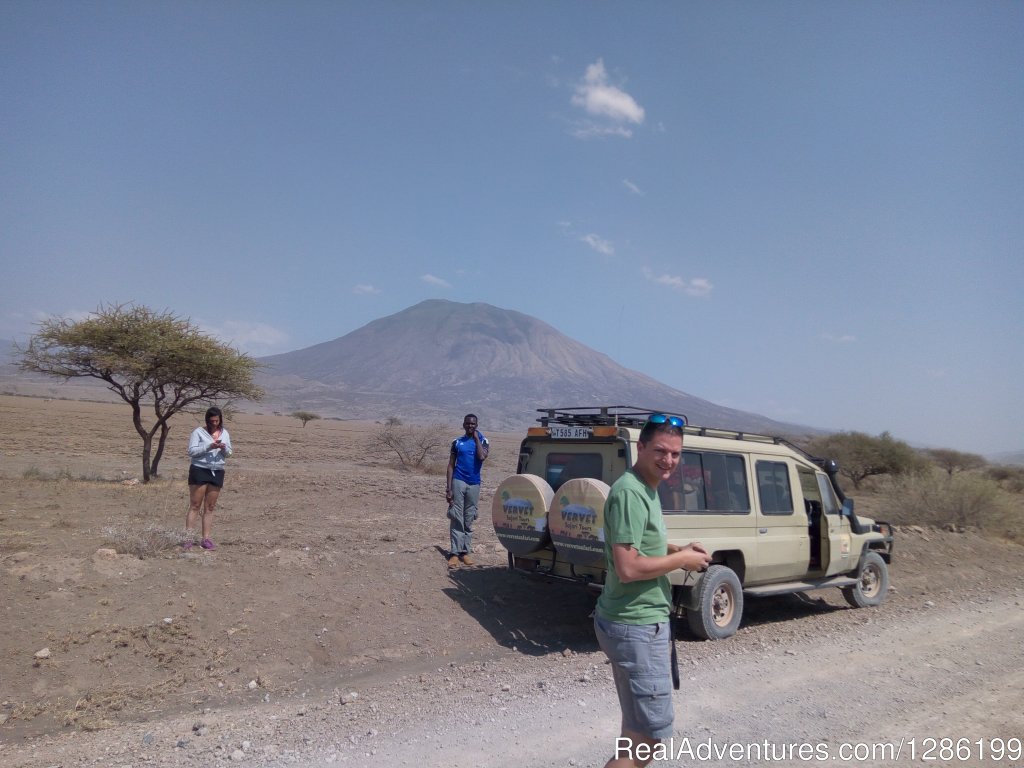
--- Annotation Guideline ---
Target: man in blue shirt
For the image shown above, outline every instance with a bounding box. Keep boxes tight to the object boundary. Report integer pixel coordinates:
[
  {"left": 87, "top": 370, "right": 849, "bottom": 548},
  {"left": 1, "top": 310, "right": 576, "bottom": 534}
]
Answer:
[{"left": 446, "top": 413, "right": 489, "bottom": 568}]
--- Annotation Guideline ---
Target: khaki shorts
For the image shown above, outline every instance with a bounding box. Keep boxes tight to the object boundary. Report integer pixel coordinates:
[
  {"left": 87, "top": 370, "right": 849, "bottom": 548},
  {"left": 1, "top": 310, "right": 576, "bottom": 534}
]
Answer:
[{"left": 594, "top": 613, "right": 674, "bottom": 740}]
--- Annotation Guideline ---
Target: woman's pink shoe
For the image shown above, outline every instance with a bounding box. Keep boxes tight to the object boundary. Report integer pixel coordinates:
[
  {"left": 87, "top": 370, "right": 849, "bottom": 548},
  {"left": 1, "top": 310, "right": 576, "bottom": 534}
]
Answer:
[{"left": 200, "top": 538, "right": 216, "bottom": 550}]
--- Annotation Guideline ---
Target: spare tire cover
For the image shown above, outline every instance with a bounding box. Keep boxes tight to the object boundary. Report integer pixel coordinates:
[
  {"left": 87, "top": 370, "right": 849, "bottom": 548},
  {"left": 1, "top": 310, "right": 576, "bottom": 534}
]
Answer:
[
  {"left": 548, "top": 477, "right": 610, "bottom": 568},
  {"left": 492, "top": 474, "right": 554, "bottom": 556}
]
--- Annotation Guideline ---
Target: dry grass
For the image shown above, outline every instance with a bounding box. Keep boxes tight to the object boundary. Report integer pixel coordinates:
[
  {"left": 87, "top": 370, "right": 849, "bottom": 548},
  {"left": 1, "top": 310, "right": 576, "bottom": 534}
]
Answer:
[
  {"left": 882, "top": 468, "right": 1024, "bottom": 542},
  {"left": 58, "top": 674, "right": 187, "bottom": 731},
  {"left": 100, "top": 522, "right": 188, "bottom": 558},
  {"left": 21, "top": 466, "right": 113, "bottom": 483}
]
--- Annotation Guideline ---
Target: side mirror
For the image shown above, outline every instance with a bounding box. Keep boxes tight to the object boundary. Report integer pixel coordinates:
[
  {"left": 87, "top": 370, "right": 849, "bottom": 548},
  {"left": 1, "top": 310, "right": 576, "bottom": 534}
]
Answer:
[{"left": 841, "top": 497, "right": 855, "bottom": 517}]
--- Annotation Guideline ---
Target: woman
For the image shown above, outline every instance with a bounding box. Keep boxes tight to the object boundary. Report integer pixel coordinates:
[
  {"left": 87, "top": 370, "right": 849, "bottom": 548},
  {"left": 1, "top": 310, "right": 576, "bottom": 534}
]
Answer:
[{"left": 185, "top": 406, "right": 233, "bottom": 550}]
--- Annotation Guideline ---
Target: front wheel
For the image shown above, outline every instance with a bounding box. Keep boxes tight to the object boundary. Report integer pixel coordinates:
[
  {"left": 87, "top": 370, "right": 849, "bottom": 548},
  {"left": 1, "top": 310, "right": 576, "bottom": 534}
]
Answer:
[
  {"left": 842, "top": 550, "right": 889, "bottom": 608},
  {"left": 686, "top": 565, "right": 743, "bottom": 640}
]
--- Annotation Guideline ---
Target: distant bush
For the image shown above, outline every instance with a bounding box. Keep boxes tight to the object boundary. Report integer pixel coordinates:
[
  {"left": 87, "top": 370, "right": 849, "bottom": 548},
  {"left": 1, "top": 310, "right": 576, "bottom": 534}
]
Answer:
[
  {"left": 986, "top": 465, "right": 1024, "bottom": 494},
  {"left": 882, "top": 469, "right": 1022, "bottom": 542},
  {"left": 369, "top": 422, "right": 448, "bottom": 470}
]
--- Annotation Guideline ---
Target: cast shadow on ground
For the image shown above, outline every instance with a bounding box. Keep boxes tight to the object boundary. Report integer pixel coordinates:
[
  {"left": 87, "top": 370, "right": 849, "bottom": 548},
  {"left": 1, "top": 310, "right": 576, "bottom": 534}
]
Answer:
[
  {"left": 441, "top": 548, "right": 851, "bottom": 653},
  {"left": 736, "top": 592, "right": 850, "bottom": 632},
  {"left": 442, "top": 562, "right": 600, "bottom": 657}
]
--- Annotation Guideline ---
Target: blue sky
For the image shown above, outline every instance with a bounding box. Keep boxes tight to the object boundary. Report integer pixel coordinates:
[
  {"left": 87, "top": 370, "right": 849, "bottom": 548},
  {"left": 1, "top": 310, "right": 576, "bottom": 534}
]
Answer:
[{"left": 2, "top": 1, "right": 1021, "bottom": 455}]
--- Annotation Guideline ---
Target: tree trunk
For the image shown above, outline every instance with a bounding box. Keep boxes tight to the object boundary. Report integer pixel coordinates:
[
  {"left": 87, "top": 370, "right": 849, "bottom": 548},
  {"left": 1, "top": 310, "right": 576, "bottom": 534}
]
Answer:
[
  {"left": 141, "top": 434, "right": 153, "bottom": 483},
  {"left": 151, "top": 422, "right": 171, "bottom": 478}
]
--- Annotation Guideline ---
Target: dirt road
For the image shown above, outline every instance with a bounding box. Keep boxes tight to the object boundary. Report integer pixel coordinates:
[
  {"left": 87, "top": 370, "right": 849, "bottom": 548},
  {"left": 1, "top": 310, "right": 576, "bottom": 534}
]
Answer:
[
  {"left": 358, "top": 587, "right": 1024, "bottom": 768},
  {"left": 6, "top": 578, "right": 1021, "bottom": 767}
]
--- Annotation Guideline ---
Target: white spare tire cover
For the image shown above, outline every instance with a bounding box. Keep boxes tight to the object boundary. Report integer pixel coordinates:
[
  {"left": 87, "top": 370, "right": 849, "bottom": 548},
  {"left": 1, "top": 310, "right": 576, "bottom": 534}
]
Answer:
[
  {"left": 548, "top": 477, "right": 610, "bottom": 568},
  {"left": 492, "top": 474, "right": 554, "bottom": 556}
]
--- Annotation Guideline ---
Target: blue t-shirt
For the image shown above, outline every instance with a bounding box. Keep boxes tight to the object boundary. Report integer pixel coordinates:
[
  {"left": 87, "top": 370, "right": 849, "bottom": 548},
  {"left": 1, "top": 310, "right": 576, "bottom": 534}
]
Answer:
[{"left": 451, "top": 433, "right": 488, "bottom": 485}]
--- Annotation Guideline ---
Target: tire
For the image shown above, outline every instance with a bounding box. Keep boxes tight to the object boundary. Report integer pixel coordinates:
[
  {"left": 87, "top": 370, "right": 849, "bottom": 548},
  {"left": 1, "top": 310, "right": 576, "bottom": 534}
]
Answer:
[
  {"left": 547, "top": 478, "right": 610, "bottom": 568},
  {"left": 491, "top": 475, "right": 554, "bottom": 556},
  {"left": 685, "top": 565, "right": 743, "bottom": 640},
  {"left": 842, "top": 550, "right": 889, "bottom": 608}
]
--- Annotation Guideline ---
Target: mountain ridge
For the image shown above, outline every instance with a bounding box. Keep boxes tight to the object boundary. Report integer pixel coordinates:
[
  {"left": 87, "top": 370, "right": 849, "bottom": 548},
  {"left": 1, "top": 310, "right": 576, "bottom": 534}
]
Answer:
[{"left": 257, "top": 300, "right": 808, "bottom": 435}]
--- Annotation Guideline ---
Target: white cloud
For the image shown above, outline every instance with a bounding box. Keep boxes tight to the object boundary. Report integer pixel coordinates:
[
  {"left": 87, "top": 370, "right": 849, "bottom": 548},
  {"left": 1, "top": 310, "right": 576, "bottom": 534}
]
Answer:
[
  {"left": 352, "top": 284, "right": 381, "bottom": 295},
  {"left": 687, "top": 278, "right": 713, "bottom": 297},
  {"left": 570, "top": 123, "right": 636, "bottom": 139},
  {"left": 580, "top": 233, "right": 615, "bottom": 256},
  {"left": 818, "top": 332, "right": 858, "bottom": 343},
  {"left": 641, "top": 267, "right": 713, "bottom": 297},
  {"left": 421, "top": 274, "right": 452, "bottom": 289},
  {"left": 201, "top": 319, "right": 290, "bottom": 354},
  {"left": 623, "top": 179, "right": 644, "bottom": 196},
  {"left": 571, "top": 59, "right": 645, "bottom": 125}
]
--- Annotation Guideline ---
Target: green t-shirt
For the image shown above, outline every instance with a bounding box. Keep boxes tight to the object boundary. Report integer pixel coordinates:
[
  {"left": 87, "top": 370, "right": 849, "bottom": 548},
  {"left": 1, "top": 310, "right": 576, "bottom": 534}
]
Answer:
[{"left": 596, "top": 469, "right": 672, "bottom": 624}]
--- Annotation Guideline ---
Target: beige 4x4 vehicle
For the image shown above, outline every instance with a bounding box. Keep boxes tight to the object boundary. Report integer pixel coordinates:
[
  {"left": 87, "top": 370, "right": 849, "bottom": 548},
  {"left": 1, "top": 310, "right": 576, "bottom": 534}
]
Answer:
[{"left": 492, "top": 406, "right": 894, "bottom": 640}]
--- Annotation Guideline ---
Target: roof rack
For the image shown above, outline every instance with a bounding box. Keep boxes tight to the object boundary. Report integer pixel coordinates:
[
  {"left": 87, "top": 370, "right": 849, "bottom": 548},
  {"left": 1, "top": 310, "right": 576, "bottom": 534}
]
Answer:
[
  {"left": 535, "top": 405, "right": 817, "bottom": 458},
  {"left": 537, "top": 405, "right": 683, "bottom": 429}
]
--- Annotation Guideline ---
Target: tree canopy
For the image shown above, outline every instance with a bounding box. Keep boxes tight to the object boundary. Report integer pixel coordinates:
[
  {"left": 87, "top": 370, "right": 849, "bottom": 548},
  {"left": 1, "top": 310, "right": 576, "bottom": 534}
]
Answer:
[
  {"left": 19, "top": 304, "right": 263, "bottom": 482},
  {"left": 805, "top": 430, "right": 925, "bottom": 489},
  {"left": 924, "top": 448, "right": 987, "bottom": 477}
]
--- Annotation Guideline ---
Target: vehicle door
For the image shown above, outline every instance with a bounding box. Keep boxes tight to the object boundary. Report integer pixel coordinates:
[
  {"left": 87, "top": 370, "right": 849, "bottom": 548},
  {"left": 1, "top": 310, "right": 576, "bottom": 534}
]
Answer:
[
  {"left": 814, "top": 473, "right": 856, "bottom": 576},
  {"left": 750, "top": 457, "right": 809, "bottom": 582}
]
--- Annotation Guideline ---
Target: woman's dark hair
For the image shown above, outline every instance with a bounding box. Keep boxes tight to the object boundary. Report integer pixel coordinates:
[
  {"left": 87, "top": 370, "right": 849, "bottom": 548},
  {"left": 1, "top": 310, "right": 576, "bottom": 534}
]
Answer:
[{"left": 205, "top": 407, "right": 224, "bottom": 431}]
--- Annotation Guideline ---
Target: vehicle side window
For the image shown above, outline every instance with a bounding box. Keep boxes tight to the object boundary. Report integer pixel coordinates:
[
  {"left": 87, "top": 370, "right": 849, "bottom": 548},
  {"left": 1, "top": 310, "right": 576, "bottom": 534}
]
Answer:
[
  {"left": 757, "top": 461, "right": 794, "bottom": 515},
  {"left": 546, "top": 452, "right": 602, "bottom": 491},
  {"left": 815, "top": 473, "right": 840, "bottom": 515},
  {"left": 660, "top": 451, "right": 750, "bottom": 514}
]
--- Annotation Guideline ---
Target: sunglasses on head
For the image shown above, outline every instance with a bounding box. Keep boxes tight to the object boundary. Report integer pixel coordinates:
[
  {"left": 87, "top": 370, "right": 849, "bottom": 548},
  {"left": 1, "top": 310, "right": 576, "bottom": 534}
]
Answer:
[{"left": 647, "top": 413, "right": 686, "bottom": 428}]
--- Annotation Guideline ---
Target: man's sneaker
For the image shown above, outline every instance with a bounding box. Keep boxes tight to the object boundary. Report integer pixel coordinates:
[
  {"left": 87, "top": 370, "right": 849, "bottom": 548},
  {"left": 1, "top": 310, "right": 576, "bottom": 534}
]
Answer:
[
  {"left": 447, "top": 555, "right": 460, "bottom": 569},
  {"left": 460, "top": 554, "right": 474, "bottom": 566},
  {"left": 201, "top": 538, "right": 217, "bottom": 550}
]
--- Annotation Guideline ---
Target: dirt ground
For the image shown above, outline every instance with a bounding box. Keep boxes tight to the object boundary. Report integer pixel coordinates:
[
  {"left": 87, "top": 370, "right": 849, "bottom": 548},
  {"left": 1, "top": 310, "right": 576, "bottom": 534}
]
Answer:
[
  {"left": 2, "top": 394, "right": 1023, "bottom": 767},
  {"left": 0, "top": 396, "right": 589, "bottom": 734}
]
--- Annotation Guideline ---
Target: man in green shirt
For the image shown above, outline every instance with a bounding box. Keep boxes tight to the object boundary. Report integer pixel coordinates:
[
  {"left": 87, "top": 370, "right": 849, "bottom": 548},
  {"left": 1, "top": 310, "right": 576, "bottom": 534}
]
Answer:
[{"left": 595, "top": 414, "right": 711, "bottom": 767}]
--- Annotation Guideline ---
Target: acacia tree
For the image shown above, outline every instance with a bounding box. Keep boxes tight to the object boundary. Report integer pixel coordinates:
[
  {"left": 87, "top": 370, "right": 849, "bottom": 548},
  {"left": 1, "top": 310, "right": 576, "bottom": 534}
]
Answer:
[
  {"left": 805, "top": 430, "right": 925, "bottom": 489},
  {"left": 19, "top": 304, "right": 263, "bottom": 482},
  {"left": 291, "top": 410, "right": 321, "bottom": 427},
  {"left": 925, "top": 448, "right": 987, "bottom": 477}
]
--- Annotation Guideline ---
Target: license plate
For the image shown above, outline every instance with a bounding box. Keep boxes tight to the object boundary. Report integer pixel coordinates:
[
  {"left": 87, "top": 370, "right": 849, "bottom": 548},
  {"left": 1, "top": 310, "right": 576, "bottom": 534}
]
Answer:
[{"left": 550, "top": 426, "right": 591, "bottom": 439}]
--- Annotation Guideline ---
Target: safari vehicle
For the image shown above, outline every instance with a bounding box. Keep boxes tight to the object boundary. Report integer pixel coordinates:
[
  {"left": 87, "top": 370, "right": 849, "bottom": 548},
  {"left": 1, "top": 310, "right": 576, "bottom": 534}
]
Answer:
[{"left": 491, "top": 406, "right": 894, "bottom": 640}]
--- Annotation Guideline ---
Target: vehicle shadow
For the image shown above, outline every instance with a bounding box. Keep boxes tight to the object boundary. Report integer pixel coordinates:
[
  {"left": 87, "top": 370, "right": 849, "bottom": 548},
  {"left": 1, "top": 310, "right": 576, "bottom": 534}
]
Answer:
[
  {"left": 443, "top": 565, "right": 601, "bottom": 657},
  {"left": 671, "top": 592, "right": 849, "bottom": 641},
  {"left": 733, "top": 592, "right": 849, "bottom": 632}
]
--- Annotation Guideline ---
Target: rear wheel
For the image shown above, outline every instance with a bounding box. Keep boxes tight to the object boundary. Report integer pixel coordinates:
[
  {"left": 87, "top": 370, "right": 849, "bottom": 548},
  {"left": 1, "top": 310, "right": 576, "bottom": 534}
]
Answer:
[
  {"left": 686, "top": 565, "right": 743, "bottom": 640},
  {"left": 842, "top": 550, "right": 889, "bottom": 608}
]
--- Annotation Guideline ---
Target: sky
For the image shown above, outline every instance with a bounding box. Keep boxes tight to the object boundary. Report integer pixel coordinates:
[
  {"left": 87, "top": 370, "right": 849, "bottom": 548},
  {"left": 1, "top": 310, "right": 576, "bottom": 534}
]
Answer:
[{"left": 1, "top": 1, "right": 1021, "bottom": 455}]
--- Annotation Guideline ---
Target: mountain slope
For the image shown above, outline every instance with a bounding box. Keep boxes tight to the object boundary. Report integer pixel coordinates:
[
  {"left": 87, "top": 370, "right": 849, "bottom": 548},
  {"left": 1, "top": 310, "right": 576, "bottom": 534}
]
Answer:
[{"left": 258, "top": 300, "right": 804, "bottom": 433}]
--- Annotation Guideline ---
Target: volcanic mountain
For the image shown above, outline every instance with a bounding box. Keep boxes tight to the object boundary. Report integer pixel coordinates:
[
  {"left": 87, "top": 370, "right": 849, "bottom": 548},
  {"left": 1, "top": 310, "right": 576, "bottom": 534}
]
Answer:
[{"left": 257, "top": 300, "right": 802, "bottom": 434}]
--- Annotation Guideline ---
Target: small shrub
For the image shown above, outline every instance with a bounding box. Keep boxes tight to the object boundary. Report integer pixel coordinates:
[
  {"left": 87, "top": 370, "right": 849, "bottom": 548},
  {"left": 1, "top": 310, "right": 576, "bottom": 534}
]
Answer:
[
  {"left": 369, "top": 422, "right": 448, "bottom": 470},
  {"left": 101, "top": 524, "right": 186, "bottom": 558}
]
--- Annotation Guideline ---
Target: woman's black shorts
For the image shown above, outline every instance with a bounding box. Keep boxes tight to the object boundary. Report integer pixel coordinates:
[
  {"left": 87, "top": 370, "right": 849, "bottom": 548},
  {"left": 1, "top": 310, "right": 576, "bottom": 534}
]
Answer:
[{"left": 188, "top": 465, "right": 225, "bottom": 488}]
